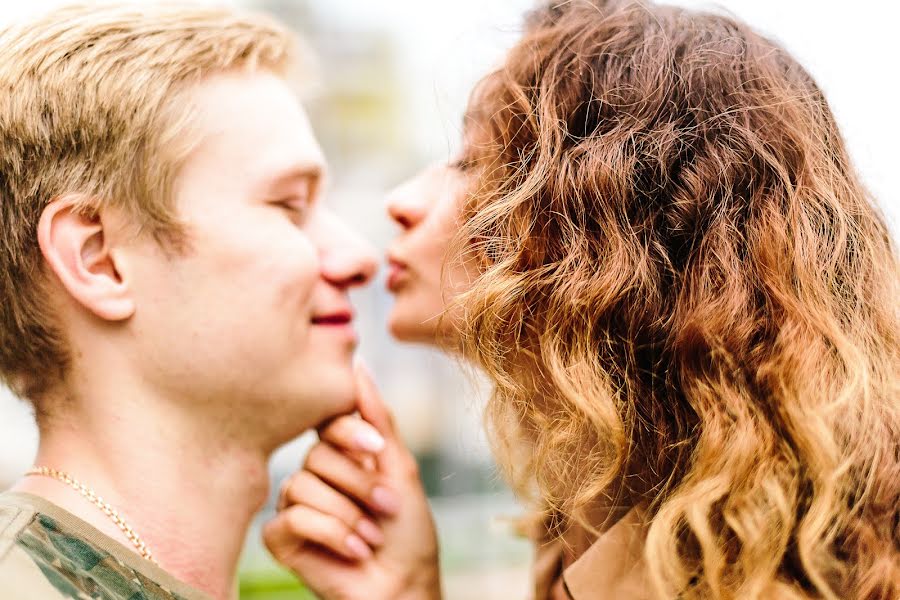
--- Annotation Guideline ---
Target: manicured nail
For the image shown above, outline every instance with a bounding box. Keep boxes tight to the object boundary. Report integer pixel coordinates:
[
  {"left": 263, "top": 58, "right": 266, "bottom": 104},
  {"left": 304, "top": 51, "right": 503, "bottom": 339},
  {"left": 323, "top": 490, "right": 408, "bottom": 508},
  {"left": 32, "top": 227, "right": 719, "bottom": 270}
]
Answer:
[
  {"left": 345, "top": 534, "right": 373, "bottom": 559},
  {"left": 371, "top": 486, "right": 400, "bottom": 515},
  {"left": 355, "top": 518, "right": 385, "bottom": 546},
  {"left": 354, "top": 426, "right": 385, "bottom": 453}
]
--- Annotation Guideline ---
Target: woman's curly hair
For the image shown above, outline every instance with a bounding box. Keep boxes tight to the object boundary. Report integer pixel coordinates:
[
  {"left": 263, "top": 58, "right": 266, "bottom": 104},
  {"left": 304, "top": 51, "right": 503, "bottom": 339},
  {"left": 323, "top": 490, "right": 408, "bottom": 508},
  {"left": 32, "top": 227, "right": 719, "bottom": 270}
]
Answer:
[{"left": 453, "top": 1, "right": 900, "bottom": 598}]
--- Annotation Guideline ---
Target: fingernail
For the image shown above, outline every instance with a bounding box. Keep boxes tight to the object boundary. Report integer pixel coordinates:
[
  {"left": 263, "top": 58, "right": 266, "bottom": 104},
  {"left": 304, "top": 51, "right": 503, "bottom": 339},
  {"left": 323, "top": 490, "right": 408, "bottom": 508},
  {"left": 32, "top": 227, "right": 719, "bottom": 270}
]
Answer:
[
  {"left": 355, "top": 518, "right": 385, "bottom": 546},
  {"left": 371, "top": 486, "right": 400, "bottom": 515},
  {"left": 354, "top": 427, "right": 385, "bottom": 453},
  {"left": 345, "top": 533, "right": 373, "bottom": 559}
]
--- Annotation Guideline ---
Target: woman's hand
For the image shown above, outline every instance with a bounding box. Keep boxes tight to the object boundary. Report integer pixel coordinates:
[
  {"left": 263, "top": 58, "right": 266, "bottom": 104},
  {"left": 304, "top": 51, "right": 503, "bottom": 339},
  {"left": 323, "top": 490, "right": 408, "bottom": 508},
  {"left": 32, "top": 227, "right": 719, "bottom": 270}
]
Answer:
[{"left": 263, "top": 362, "right": 442, "bottom": 600}]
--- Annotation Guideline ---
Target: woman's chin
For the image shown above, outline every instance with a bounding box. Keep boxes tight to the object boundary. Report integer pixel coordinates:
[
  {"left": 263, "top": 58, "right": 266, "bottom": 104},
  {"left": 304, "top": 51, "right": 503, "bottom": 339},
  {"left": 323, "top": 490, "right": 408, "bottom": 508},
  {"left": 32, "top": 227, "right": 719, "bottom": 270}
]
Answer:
[{"left": 387, "top": 310, "right": 440, "bottom": 346}]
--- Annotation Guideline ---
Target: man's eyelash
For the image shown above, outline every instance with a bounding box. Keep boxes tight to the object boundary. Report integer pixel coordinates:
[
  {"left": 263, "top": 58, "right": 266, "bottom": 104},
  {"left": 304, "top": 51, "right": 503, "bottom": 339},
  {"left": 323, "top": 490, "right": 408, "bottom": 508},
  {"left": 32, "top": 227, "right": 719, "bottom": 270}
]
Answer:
[{"left": 277, "top": 197, "right": 309, "bottom": 210}]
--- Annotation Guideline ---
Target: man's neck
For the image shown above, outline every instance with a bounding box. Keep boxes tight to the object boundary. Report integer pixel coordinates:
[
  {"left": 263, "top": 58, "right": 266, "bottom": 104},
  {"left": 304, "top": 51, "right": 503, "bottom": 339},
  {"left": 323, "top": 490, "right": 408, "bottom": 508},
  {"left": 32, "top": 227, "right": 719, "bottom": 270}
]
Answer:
[{"left": 12, "top": 392, "right": 270, "bottom": 600}]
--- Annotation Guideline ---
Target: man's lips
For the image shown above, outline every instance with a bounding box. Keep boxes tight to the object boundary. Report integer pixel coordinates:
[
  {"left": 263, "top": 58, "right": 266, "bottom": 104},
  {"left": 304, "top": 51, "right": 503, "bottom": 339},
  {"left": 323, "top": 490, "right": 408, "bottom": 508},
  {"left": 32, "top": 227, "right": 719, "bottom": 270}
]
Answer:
[
  {"left": 311, "top": 310, "right": 354, "bottom": 326},
  {"left": 311, "top": 308, "right": 357, "bottom": 345}
]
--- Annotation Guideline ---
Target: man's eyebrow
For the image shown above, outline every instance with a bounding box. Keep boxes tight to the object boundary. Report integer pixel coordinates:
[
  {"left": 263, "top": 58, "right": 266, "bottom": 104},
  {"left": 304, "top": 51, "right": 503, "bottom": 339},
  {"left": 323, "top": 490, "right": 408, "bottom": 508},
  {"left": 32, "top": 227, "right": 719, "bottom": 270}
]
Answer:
[{"left": 261, "top": 164, "right": 325, "bottom": 191}]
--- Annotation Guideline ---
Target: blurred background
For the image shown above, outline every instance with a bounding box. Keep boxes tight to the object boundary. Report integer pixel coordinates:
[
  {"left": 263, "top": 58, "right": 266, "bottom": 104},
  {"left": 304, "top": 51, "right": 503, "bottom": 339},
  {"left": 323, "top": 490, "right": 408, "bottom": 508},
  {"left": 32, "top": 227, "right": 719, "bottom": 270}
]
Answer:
[{"left": 1, "top": 1, "right": 897, "bottom": 598}]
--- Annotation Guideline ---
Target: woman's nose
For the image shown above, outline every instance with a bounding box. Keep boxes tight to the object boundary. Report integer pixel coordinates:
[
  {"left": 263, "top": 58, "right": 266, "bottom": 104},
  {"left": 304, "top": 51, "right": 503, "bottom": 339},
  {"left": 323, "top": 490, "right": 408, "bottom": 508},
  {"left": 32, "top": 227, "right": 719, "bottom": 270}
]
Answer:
[{"left": 385, "top": 181, "right": 427, "bottom": 230}]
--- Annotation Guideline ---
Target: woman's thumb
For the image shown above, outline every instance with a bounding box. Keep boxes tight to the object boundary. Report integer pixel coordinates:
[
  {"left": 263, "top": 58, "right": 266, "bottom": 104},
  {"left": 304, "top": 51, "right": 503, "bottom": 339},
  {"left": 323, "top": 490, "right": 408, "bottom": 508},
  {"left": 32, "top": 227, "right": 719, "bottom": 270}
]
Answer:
[{"left": 353, "top": 358, "right": 396, "bottom": 440}]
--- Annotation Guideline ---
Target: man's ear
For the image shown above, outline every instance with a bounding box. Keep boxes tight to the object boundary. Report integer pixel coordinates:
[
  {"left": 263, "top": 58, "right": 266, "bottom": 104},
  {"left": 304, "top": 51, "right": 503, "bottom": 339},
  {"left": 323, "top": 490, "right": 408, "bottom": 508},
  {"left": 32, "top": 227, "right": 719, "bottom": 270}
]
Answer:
[{"left": 37, "top": 196, "right": 135, "bottom": 321}]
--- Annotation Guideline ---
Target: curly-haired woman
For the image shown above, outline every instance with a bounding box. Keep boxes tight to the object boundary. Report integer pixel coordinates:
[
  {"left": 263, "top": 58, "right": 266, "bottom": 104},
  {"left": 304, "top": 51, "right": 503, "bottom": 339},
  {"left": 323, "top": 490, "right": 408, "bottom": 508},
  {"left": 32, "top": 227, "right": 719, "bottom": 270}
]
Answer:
[{"left": 265, "top": 2, "right": 900, "bottom": 598}]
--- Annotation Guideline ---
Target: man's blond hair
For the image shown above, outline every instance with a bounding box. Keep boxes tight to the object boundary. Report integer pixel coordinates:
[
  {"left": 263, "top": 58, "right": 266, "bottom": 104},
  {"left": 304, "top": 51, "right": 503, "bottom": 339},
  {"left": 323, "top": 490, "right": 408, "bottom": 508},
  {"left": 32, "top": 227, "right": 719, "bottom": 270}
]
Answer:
[{"left": 0, "top": 3, "right": 298, "bottom": 402}]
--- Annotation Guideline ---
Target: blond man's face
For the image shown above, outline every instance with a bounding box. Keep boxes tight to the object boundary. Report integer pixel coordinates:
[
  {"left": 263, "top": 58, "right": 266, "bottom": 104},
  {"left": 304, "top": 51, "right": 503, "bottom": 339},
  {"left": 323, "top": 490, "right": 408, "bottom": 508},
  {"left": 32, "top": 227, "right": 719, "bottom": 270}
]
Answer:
[{"left": 120, "top": 71, "right": 376, "bottom": 444}]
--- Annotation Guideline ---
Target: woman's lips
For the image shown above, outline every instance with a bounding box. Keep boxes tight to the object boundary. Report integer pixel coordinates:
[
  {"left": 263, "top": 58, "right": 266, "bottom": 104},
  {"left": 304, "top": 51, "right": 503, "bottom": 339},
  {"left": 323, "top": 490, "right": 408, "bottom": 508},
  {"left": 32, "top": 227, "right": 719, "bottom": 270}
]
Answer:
[{"left": 386, "top": 258, "right": 409, "bottom": 292}]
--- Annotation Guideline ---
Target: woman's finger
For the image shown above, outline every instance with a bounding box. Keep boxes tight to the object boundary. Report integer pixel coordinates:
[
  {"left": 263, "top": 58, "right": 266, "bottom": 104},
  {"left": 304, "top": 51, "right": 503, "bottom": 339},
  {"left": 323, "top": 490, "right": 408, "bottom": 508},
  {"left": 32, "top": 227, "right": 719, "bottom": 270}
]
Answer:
[
  {"left": 305, "top": 440, "right": 401, "bottom": 516},
  {"left": 265, "top": 504, "right": 373, "bottom": 562},
  {"left": 353, "top": 359, "right": 397, "bottom": 439},
  {"left": 282, "top": 470, "right": 385, "bottom": 547},
  {"left": 318, "top": 414, "right": 385, "bottom": 455},
  {"left": 354, "top": 360, "right": 422, "bottom": 483}
]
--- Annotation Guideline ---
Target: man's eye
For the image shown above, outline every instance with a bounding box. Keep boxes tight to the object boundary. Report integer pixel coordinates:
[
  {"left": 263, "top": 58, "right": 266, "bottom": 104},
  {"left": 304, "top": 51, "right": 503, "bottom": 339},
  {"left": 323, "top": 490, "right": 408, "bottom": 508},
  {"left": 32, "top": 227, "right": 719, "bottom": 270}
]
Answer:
[{"left": 276, "top": 197, "right": 310, "bottom": 223}]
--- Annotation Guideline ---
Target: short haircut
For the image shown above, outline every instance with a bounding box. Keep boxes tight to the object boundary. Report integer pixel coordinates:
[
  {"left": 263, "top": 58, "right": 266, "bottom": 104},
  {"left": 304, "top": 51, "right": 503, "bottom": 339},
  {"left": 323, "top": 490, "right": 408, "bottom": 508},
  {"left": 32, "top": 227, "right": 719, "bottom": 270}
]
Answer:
[{"left": 0, "top": 3, "right": 299, "bottom": 401}]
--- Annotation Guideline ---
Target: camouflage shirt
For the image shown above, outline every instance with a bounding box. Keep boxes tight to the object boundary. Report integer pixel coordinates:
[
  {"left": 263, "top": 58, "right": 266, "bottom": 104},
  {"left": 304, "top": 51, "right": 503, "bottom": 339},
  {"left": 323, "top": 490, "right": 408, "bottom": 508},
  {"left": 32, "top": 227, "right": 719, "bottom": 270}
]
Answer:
[{"left": 0, "top": 492, "right": 211, "bottom": 600}]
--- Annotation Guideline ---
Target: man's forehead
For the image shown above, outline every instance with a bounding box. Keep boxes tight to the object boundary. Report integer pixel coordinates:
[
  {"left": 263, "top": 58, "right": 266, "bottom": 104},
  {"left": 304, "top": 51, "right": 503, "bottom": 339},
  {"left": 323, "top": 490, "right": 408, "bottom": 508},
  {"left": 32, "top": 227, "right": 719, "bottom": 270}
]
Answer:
[{"left": 178, "top": 70, "right": 326, "bottom": 181}]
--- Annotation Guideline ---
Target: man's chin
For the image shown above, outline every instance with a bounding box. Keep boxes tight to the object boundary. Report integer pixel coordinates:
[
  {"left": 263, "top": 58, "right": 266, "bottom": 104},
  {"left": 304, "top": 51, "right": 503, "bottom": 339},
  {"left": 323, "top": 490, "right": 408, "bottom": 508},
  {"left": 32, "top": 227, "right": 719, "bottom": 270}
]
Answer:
[
  {"left": 305, "top": 365, "right": 358, "bottom": 420},
  {"left": 323, "top": 381, "right": 358, "bottom": 417},
  {"left": 264, "top": 389, "right": 356, "bottom": 451}
]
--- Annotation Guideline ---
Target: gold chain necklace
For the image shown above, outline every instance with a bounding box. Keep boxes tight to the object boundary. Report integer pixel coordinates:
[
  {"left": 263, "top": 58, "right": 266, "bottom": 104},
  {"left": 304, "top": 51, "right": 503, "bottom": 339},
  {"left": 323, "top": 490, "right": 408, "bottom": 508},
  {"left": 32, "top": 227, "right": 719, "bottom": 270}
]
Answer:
[{"left": 25, "top": 466, "right": 157, "bottom": 564}]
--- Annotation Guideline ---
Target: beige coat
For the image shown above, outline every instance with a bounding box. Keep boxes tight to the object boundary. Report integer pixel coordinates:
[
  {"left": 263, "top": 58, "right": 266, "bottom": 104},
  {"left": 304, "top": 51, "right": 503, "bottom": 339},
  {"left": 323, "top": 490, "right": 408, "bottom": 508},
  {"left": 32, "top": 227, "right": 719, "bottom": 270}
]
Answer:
[{"left": 532, "top": 507, "right": 652, "bottom": 600}]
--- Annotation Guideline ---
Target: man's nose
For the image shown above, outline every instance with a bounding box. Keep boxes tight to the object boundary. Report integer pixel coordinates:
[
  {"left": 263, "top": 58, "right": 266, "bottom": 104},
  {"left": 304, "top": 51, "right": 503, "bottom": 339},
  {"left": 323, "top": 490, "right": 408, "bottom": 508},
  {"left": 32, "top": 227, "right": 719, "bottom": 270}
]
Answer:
[{"left": 317, "top": 212, "right": 378, "bottom": 289}]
